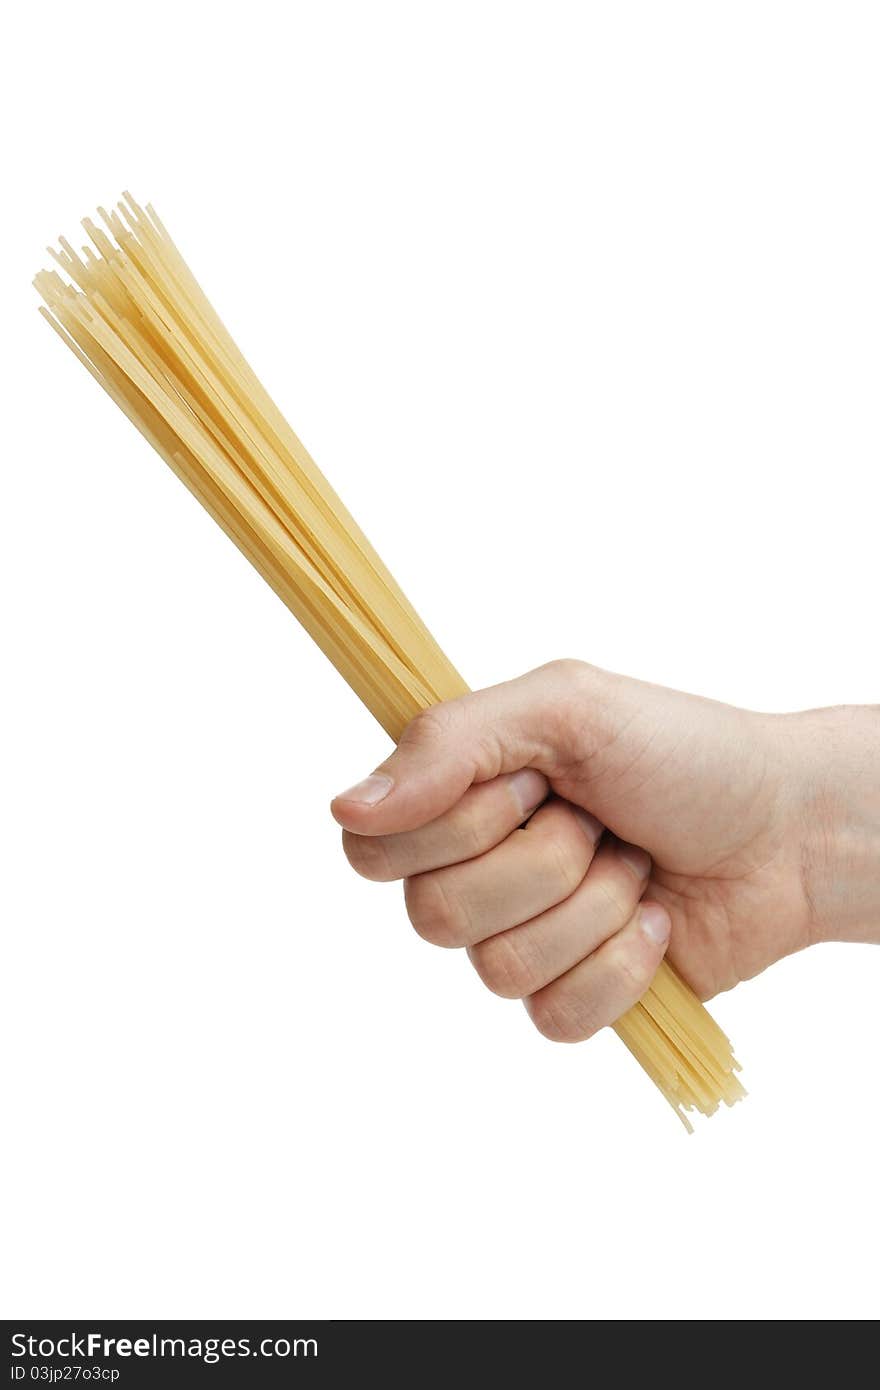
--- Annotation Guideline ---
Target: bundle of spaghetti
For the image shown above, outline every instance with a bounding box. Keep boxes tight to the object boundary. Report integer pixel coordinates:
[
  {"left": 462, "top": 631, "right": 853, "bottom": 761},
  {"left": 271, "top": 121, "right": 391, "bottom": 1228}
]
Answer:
[{"left": 35, "top": 194, "right": 745, "bottom": 1129}]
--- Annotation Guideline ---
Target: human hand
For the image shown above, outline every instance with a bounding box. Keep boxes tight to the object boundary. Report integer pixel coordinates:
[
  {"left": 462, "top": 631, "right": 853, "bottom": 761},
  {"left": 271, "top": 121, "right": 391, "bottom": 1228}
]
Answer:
[{"left": 331, "top": 661, "right": 880, "bottom": 1041}]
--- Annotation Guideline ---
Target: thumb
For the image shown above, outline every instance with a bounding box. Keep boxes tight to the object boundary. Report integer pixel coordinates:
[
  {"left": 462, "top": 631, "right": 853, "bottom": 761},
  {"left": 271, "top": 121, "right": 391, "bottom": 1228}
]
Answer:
[{"left": 330, "top": 661, "right": 594, "bottom": 835}]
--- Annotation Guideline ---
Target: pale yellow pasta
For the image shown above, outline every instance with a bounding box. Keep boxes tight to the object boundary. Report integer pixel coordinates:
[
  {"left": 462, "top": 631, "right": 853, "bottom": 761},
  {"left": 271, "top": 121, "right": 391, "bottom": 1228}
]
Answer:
[{"left": 35, "top": 194, "right": 745, "bottom": 1129}]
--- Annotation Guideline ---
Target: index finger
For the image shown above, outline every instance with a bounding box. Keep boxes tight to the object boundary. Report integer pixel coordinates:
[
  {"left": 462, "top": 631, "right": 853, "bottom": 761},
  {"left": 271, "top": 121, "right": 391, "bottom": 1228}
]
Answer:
[{"left": 341, "top": 769, "right": 549, "bottom": 882}]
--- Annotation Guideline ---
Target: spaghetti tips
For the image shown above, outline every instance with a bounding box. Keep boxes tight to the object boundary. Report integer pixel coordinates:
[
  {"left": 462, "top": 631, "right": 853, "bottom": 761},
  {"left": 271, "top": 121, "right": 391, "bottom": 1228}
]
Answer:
[{"left": 35, "top": 196, "right": 745, "bottom": 1128}]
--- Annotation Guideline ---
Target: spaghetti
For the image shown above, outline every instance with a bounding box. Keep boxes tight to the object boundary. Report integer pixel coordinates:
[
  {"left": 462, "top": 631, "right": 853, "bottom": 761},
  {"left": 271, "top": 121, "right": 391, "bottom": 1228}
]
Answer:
[{"left": 35, "top": 194, "right": 745, "bottom": 1128}]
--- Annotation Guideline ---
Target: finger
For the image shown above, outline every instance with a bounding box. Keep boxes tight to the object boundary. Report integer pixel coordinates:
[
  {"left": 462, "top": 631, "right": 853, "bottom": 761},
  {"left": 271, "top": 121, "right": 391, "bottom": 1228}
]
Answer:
[
  {"left": 404, "top": 800, "right": 602, "bottom": 948},
  {"left": 330, "top": 661, "right": 598, "bottom": 836},
  {"left": 524, "top": 901, "right": 672, "bottom": 1042},
  {"left": 342, "top": 768, "right": 549, "bottom": 881},
  {"left": 467, "top": 837, "right": 651, "bottom": 998}
]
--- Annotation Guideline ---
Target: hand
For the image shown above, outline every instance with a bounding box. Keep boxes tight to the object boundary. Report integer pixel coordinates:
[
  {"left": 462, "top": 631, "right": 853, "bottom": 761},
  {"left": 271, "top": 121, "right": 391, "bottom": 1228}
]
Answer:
[{"left": 331, "top": 661, "right": 880, "bottom": 1041}]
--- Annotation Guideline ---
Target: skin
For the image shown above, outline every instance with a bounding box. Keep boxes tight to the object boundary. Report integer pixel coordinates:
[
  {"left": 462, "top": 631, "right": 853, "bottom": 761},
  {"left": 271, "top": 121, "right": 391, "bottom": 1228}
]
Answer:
[{"left": 331, "top": 660, "right": 880, "bottom": 1043}]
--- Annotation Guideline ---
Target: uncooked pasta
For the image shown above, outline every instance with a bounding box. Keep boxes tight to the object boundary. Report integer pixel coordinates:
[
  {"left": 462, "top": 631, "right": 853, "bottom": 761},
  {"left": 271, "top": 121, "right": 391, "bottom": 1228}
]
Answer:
[{"left": 35, "top": 194, "right": 745, "bottom": 1128}]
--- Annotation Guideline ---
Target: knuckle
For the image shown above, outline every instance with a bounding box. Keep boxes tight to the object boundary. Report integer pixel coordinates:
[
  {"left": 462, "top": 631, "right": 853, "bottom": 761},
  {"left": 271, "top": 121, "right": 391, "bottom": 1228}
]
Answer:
[
  {"left": 540, "top": 659, "right": 601, "bottom": 740},
  {"left": 527, "top": 990, "right": 596, "bottom": 1044},
  {"left": 341, "top": 830, "right": 393, "bottom": 882},
  {"left": 402, "top": 704, "right": 456, "bottom": 752},
  {"left": 542, "top": 657, "right": 589, "bottom": 682},
  {"left": 469, "top": 933, "right": 537, "bottom": 999},
  {"left": 594, "top": 875, "right": 632, "bottom": 924},
  {"left": 547, "top": 833, "right": 587, "bottom": 899},
  {"left": 448, "top": 804, "right": 490, "bottom": 861},
  {"left": 613, "top": 941, "right": 656, "bottom": 999},
  {"left": 404, "top": 873, "right": 469, "bottom": 947},
  {"left": 540, "top": 658, "right": 596, "bottom": 703}
]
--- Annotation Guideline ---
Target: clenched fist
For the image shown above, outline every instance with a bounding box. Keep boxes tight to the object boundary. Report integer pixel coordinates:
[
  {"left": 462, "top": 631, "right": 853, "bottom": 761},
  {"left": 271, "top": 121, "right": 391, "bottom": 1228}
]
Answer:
[{"left": 332, "top": 661, "right": 880, "bottom": 1040}]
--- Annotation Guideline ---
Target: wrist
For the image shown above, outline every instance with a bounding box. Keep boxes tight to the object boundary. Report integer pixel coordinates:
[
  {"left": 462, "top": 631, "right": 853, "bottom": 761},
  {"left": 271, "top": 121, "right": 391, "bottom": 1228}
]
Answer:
[{"left": 788, "top": 705, "right": 880, "bottom": 945}]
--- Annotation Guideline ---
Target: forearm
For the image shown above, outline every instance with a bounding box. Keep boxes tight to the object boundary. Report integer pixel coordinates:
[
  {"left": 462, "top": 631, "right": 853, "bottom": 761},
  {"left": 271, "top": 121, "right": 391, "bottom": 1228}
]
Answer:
[{"left": 791, "top": 705, "right": 880, "bottom": 945}]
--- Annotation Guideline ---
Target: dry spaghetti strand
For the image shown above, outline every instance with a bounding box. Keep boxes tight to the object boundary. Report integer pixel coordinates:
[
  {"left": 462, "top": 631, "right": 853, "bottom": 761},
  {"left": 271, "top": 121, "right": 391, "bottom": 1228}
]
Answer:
[{"left": 35, "top": 196, "right": 745, "bottom": 1128}]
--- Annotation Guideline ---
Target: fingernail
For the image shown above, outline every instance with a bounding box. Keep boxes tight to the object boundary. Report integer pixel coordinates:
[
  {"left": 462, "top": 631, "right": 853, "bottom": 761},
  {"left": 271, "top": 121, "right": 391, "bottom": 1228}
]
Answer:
[
  {"left": 640, "top": 902, "right": 671, "bottom": 945},
  {"left": 508, "top": 768, "right": 547, "bottom": 819},
  {"left": 571, "top": 807, "right": 604, "bottom": 845},
  {"left": 334, "top": 773, "right": 393, "bottom": 807},
  {"left": 618, "top": 842, "right": 651, "bottom": 879}
]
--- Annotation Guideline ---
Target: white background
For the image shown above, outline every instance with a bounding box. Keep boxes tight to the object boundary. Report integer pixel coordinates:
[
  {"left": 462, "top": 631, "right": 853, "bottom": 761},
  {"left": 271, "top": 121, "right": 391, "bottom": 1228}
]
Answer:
[{"left": 3, "top": 2, "right": 878, "bottom": 1321}]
